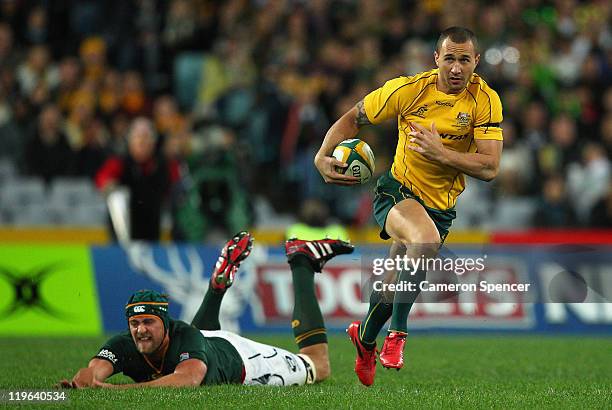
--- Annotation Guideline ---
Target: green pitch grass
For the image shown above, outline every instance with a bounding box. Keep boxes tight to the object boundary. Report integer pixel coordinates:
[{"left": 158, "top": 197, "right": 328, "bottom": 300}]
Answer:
[{"left": 1, "top": 334, "right": 610, "bottom": 408}]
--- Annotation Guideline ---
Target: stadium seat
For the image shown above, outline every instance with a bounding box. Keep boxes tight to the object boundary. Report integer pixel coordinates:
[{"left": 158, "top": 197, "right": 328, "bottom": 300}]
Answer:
[
  {"left": 11, "top": 203, "right": 58, "bottom": 226},
  {"left": 0, "top": 177, "right": 46, "bottom": 208},
  {"left": 454, "top": 178, "right": 493, "bottom": 229},
  {"left": 488, "top": 198, "right": 536, "bottom": 230},
  {"left": 49, "top": 177, "right": 100, "bottom": 208},
  {"left": 0, "top": 158, "right": 17, "bottom": 188},
  {"left": 67, "top": 203, "right": 107, "bottom": 226}
]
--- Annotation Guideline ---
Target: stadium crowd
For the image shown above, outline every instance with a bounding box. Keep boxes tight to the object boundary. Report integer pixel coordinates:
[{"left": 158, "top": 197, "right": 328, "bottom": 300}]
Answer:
[{"left": 0, "top": 0, "right": 611, "bottom": 238}]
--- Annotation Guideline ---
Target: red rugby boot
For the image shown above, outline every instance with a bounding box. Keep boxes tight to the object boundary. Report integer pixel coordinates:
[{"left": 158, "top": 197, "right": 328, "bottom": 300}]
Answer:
[
  {"left": 210, "top": 231, "right": 254, "bottom": 291},
  {"left": 346, "top": 321, "right": 377, "bottom": 386},
  {"left": 379, "top": 331, "right": 407, "bottom": 370}
]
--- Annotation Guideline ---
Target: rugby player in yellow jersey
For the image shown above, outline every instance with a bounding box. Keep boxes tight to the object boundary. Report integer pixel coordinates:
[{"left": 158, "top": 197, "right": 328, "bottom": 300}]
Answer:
[{"left": 314, "top": 27, "right": 503, "bottom": 386}]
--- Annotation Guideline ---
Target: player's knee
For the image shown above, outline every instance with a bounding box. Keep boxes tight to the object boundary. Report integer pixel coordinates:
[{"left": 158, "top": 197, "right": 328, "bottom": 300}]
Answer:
[{"left": 397, "top": 230, "right": 440, "bottom": 247}]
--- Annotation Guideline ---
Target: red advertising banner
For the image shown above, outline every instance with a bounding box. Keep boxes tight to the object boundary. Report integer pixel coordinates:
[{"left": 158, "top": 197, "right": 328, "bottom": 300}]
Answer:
[{"left": 253, "top": 258, "right": 535, "bottom": 329}]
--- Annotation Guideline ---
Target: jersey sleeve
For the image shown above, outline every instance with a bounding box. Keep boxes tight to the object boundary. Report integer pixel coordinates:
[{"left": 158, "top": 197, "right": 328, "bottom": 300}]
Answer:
[
  {"left": 173, "top": 326, "right": 209, "bottom": 365},
  {"left": 94, "top": 156, "right": 124, "bottom": 190},
  {"left": 473, "top": 86, "right": 503, "bottom": 141},
  {"left": 93, "top": 335, "right": 127, "bottom": 375},
  {"left": 363, "top": 77, "right": 413, "bottom": 124}
]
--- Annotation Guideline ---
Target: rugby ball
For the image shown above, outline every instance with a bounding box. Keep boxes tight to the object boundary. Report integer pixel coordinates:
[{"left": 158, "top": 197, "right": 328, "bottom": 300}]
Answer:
[{"left": 332, "top": 139, "right": 375, "bottom": 184}]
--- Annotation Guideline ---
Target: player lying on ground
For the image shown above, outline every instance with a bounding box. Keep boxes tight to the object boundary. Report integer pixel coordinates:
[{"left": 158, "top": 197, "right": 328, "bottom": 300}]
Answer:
[
  {"left": 58, "top": 232, "right": 353, "bottom": 388},
  {"left": 315, "top": 27, "right": 503, "bottom": 386}
]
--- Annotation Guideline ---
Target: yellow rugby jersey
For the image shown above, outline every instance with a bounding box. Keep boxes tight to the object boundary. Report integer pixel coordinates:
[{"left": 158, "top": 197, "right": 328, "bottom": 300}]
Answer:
[{"left": 363, "top": 68, "right": 503, "bottom": 210}]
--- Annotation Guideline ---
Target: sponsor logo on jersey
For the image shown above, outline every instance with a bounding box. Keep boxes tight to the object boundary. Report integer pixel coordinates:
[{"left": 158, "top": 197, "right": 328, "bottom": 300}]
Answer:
[
  {"left": 133, "top": 305, "right": 145, "bottom": 313},
  {"left": 97, "top": 349, "right": 118, "bottom": 364},
  {"left": 410, "top": 105, "right": 428, "bottom": 118},
  {"left": 284, "top": 355, "right": 298, "bottom": 372},
  {"left": 440, "top": 133, "right": 469, "bottom": 141},
  {"left": 179, "top": 352, "right": 190, "bottom": 362},
  {"left": 436, "top": 100, "right": 455, "bottom": 107}
]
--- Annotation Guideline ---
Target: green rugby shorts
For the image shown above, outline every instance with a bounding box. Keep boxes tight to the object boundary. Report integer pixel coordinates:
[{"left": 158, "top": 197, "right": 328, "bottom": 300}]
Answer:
[{"left": 373, "top": 171, "right": 456, "bottom": 243}]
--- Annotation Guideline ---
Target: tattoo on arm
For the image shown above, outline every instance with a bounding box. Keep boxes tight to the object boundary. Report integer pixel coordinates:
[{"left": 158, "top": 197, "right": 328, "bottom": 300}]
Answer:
[{"left": 355, "top": 100, "right": 372, "bottom": 127}]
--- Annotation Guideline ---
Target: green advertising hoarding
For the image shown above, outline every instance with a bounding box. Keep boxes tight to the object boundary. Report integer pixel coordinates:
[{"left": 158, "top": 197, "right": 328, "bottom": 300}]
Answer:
[{"left": 0, "top": 245, "right": 101, "bottom": 335}]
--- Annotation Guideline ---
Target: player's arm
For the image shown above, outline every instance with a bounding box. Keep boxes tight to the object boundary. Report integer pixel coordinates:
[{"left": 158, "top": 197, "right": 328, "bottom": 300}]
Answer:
[
  {"left": 313, "top": 101, "right": 369, "bottom": 185},
  {"left": 439, "top": 138, "right": 502, "bottom": 181},
  {"left": 95, "top": 157, "right": 124, "bottom": 193},
  {"left": 93, "top": 359, "right": 207, "bottom": 389},
  {"left": 58, "top": 358, "right": 114, "bottom": 388},
  {"left": 409, "top": 122, "right": 502, "bottom": 181}
]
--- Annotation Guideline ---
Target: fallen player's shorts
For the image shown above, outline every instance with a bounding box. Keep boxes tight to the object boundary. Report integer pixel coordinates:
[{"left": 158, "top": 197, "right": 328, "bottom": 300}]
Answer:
[
  {"left": 201, "top": 330, "right": 315, "bottom": 386},
  {"left": 373, "top": 171, "right": 456, "bottom": 243}
]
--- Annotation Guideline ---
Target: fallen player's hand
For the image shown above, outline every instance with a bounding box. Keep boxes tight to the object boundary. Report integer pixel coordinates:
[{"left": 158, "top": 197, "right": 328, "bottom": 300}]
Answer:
[
  {"left": 314, "top": 154, "right": 360, "bottom": 186},
  {"left": 56, "top": 379, "right": 77, "bottom": 389},
  {"left": 70, "top": 367, "right": 96, "bottom": 388}
]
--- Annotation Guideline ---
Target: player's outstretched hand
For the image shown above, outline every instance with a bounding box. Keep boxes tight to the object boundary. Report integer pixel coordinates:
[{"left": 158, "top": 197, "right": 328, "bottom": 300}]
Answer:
[
  {"left": 314, "top": 155, "right": 360, "bottom": 186},
  {"left": 56, "top": 367, "right": 97, "bottom": 389},
  {"left": 56, "top": 379, "right": 77, "bottom": 389}
]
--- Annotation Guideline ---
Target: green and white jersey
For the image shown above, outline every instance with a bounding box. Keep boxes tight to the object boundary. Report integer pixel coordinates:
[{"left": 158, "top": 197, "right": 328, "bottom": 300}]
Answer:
[{"left": 94, "top": 319, "right": 244, "bottom": 385}]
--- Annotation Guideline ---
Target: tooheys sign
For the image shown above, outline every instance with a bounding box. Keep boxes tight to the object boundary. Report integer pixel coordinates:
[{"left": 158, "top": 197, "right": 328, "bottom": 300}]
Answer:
[
  {"left": 255, "top": 264, "right": 367, "bottom": 328},
  {"left": 252, "top": 259, "right": 535, "bottom": 330}
]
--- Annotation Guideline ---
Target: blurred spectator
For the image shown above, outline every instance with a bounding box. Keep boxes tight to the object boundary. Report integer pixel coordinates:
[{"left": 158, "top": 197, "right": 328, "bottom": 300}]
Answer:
[
  {"left": 79, "top": 36, "right": 107, "bottom": 84},
  {"left": 567, "top": 143, "right": 611, "bottom": 223},
  {"left": 173, "top": 126, "right": 252, "bottom": 241},
  {"left": 496, "top": 121, "right": 531, "bottom": 196},
  {"left": 536, "top": 113, "right": 581, "bottom": 189},
  {"left": 533, "top": 174, "right": 576, "bottom": 227},
  {"left": 76, "top": 118, "right": 109, "bottom": 178},
  {"left": 98, "top": 69, "right": 122, "bottom": 119},
  {"left": 54, "top": 57, "right": 81, "bottom": 114},
  {"left": 0, "top": 22, "right": 20, "bottom": 69},
  {"left": 286, "top": 198, "right": 349, "bottom": 241},
  {"left": 523, "top": 101, "right": 548, "bottom": 150},
  {"left": 601, "top": 113, "right": 612, "bottom": 158},
  {"left": 64, "top": 80, "right": 96, "bottom": 149},
  {"left": 121, "top": 71, "right": 148, "bottom": 116},
  {"left": 24, "top": 6, "right": 48, "bottom": 45},
  {"left": 16, "top": 45, "right": 57, "bottom": 97},
  {"left": 24, "top": 104, "right": 75, "bottom": 182},
  {"left": 402, "top": 39, "right": 430, "bottom": 76},
  {"left": 108, "top": 113, "right": 130, "bottom": 155},
  {"left": 95, "top": 117, "right": 180, "bottom": 241},
  {"left": 153, "top": 94, "right": 183, "bottom": 137},
  {"left": 589, "top": 182, "right": 612, "bottom": 228},
  {"left": 162, "top": 0, "right": 198, "bottom": 52}
]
